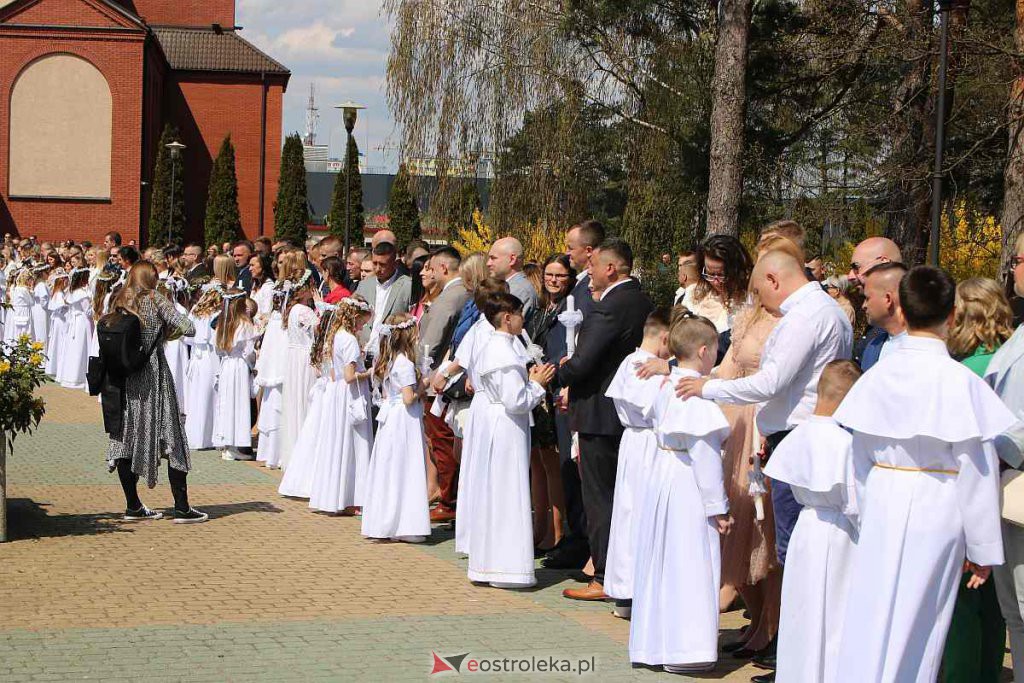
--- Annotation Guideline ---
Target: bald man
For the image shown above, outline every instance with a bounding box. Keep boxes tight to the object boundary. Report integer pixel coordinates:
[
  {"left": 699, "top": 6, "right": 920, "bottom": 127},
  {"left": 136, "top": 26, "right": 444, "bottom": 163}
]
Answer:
[
  {"left": 487, "top": 236, "right": 538, "bottom": 323},
  {"left": 859, "top": 262, "right": 908, "bottom": 371},
  {"left": 847, "top": 236, "right": 902, "bottom": 288},
  {"left": 679, "top": 250, "right": 852, "bottom": 567}
]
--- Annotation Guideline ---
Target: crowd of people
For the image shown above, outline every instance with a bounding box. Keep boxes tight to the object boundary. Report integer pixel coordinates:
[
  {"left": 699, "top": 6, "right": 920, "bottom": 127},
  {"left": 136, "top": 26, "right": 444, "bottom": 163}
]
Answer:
[{"left": 3, "top": 221, "right": 1024, "bottom": 682}]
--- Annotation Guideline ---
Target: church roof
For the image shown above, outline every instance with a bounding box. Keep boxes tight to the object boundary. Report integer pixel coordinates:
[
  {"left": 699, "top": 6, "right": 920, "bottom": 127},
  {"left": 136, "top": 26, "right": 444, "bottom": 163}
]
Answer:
[{"left": 152, "top": 27, "right": 289, "bottom": 76}]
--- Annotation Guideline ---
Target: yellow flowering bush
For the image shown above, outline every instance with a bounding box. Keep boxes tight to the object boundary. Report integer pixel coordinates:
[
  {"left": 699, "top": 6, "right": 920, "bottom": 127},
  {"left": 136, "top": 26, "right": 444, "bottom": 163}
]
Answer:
[
  {"left": 453, "top": 210, "right": 567, "bottom": 263},
  {"left": 1, "top": 336, "right": 47, "bottom": 450},
  {"left": 452, "top": 209, "right": 494, "bottom": 257},
  {"left": 939, "top": 201, "right": 1002, "bottom": 282}
]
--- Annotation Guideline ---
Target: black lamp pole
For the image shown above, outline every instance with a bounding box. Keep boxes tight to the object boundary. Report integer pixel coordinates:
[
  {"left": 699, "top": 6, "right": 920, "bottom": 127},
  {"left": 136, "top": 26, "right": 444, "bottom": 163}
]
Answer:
[
  {"left": 343, "top": 111, "right": 357, "bottom": 256},
  {"left": 929, "top": 0, "right": 954, "bottom": 266}
]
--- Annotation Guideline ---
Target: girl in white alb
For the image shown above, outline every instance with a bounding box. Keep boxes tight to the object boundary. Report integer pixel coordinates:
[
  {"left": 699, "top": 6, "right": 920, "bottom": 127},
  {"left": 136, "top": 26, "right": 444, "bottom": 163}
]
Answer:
[
  {"left": 4, "top": 270, "right": 35, "bottom": 343},
  {"left": 278, "top": 273, "right": 318, "bottom": 470},
  {"left": 45, "top": 271, "right": 69, "bottom": 376},
  {"left": 184, "top": 282, "right": 224, "bottom": 449},
  {"left": 161, "top": 276, "right": 191, "bottom": 409},
  {"left": 212, "top": 290, "right": 259, "bottom": 461},
  {"left": 56, "top": 269, "right": 94, "bottom": 390},
  {"left": 254, "top": 285, "right": 287, "bottom": 468},
  {"left": 308, "top": 296, "right": 374, "bottom": 514},
  {"left": 466, "top": 295, "right": 553, "bottom": 588},
  {"left": 31, "top": 265, "right": 50, "bottom": 344},
  {"left": 279, "top": 301, "right": 334, "bottom": 498},
  {"left": 361, "top": 313, "right": 431, "bottom": 543}
]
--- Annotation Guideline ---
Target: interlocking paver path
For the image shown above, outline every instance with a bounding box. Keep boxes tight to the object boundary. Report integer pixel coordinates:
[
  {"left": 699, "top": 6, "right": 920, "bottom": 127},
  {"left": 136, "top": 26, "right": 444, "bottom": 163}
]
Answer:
[{"left": 0, "top": 384, "right": 767, "bottom": 681}]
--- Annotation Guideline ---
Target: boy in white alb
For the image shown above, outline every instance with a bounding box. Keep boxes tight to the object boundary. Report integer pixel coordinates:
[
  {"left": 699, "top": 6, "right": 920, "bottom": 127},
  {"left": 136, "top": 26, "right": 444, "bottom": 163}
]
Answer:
[
  {"left": 603, "top": 307, "right": 672, "bottom": 618},
  {"left": 467, "top": 292, "right": 555, "bottom": 588},
  {"left": 833, "top": 266, "right": 1016, "bottom": 682},
  {"left": 629, "top": 313, "right": 732, "bottom": 674},
  {"left": 763, "top": 360, "right": 862, "bottom": 683}
]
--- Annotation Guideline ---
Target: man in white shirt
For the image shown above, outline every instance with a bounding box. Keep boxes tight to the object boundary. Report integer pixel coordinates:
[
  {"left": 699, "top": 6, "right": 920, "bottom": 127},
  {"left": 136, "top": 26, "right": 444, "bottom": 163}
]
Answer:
[
  {"left": 678, "top": 249, "right": 852, "bottom": 565},
  {"left": 487, "top": 237, "right": 537, "bottom": 324}
]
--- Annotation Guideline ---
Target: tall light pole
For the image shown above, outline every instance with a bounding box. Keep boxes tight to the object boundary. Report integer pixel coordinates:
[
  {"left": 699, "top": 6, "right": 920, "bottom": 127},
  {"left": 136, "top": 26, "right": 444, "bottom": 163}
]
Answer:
[
  {"left": 929, "top": 0, "right": 954, "bottom": 266},
  {"left": 166, "top": 140, "right": 186, "bottom": 243},
  {"left": 335, "top": 101, "right": 366, "bottom": 255}
]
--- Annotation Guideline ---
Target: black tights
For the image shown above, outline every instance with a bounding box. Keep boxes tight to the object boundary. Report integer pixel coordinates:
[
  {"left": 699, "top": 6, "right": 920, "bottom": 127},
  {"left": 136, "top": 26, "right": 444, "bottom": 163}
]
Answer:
[{"left": 116, "top": 459, "right": 190, "bottom": 513}]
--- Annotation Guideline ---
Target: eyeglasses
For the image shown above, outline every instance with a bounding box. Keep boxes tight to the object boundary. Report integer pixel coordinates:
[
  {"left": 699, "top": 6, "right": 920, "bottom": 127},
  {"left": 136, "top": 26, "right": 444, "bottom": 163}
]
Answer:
[
  {"left": 849, "top": 255, "right": 888, "bottom": 275},
  {"left": 702, "top": 269, "right": 726, "bottom": 282},
  {"left": 544, "top": 272, "right": 571, "bottom": 280},
  {"left": 1011, "top": 255, "right": 1024, "bottom": 268}
]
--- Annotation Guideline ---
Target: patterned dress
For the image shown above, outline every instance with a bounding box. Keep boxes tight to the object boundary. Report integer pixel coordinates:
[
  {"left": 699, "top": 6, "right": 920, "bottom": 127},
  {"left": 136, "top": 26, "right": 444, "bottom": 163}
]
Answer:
[{"left": 107, "top": 292, "right": 195, "bottom": 488}]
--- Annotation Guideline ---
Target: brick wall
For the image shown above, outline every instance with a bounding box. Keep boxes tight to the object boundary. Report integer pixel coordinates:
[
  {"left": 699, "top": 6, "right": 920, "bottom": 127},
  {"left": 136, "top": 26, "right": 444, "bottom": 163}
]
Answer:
[
  {"left": 125, "top": 0, "right": 235, "bottom": 28},
  {"left": 0, "top": 28, "right": 146, "bottom": 244},
  {"left": 166, "top": 74, "right": 284, "bottom": 243}
]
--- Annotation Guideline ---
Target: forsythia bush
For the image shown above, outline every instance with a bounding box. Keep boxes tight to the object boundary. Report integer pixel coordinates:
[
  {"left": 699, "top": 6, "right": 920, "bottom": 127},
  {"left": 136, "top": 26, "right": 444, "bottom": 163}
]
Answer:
[
  {"left": 939, "top": 201, "right": 1002, "bottom": 282},
  {"left": 0, "top": 336, "right": 47, "bottom": 450},
  {"left": 453, "top": 210, "right": 566, "bottom": 263},
  {"left": 453, "top": 209, "right": 494, "bottom": 257}
]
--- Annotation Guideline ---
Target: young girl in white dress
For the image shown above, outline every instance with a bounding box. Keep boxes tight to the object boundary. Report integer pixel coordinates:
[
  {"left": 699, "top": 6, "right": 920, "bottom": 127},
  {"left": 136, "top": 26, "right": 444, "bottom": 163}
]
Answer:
[
  {"left": 31, "top": 264, "right": 50, "bottom": 344},
  {"left": 279, "top": 300, "right": 333, "bottom": 498},
  {"left": 56, "top": 268, "right": 93, "bottom": 390},
  {"left": 278, "top": 270, "right": 317, "bottom": 470},
  {"left": 212, "top": 290, "right": 258, "bottom": 461},
  {"left": 184, "top": 255, "right": 235, "bottom": 449},
  {"left": 308, "top": 296, "right": 374, "bottom": 514},
  {"left": 45, "top": 269, "right": 69, "bottom": 376},
  {"left": 161, "top": 276, "right": 191, "bottom": 410},
  {"left": 467, "top": 293, "right": 554, "bottom": 588},
  {"left": 361, "top": 313, "right": 431, "bottom": 543},
  {"left": 4, "top": 269, "right": 35, "bottom": 343}
]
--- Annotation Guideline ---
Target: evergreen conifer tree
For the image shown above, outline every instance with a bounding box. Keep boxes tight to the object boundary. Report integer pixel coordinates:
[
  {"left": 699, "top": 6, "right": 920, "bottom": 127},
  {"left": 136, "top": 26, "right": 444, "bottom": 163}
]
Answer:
[
  {"left": 148, "top": 123, "right": 185, "bottom": 246},
  {"left": 203, "top": 135, "right": 242, "bottom": 248},
  {"left": 328, "top": 135, "right": 365, "bottom": 243},
  {"left": 387, "top": 163, "right": 421, "bottom": 249},
  {"left": 274, "top": 133, "right": 309, "bottom": 244}
]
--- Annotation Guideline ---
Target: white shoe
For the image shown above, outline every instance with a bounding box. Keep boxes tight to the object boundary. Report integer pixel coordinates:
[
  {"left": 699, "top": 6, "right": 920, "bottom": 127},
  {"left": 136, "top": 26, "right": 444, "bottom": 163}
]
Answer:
[
  {"left": 393, "top": 535, "right": 426, "bottom": 543},
  {"left": 221, "top": 450, "right": 233, "bottom": 461},
  {"left": 489, "top": 581, "right": 536, "bottom": 590},
  {"left": 612, "top": 604, "right": 631, "bottom": 619}
]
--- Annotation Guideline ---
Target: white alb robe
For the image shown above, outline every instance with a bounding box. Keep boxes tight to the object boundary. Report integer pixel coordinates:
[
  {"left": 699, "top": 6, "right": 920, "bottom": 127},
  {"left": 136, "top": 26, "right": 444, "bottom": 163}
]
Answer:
[
  {"left": 629, "top": 367, "right": 730, "bottom": 667},
  {"left": 763, "top": 416, "right": 858, "bottom": 683},
  {"left": 45, "top": 289, "right": 68, "bottom": 376},
  {"left": 211, "top": 323, "right": 257, "bottom": 449},
  {"left": 833, "top": 335, "right": 1017, "bottom": 683},
  {"left": 3, "top": 286, "right": 33, "bottom": 343},
  {"left": 604, "top": 347, "right": 662, "bottom": 601},
  {"left": 163, "top": 302, "right": 190, "bottom": 409},
  {"left": 184, "top": 313, "right": 219, "bottom": 449},
  {"left": 255, "top": 309, "right": 287, "bottom": 467},
  {"left": 466, "top": 332, "right": 546, "bottom": 586},
  {"left": 31, "top": 281, "right": 49, "bottom": 345},
  {"left": 55, "top": 288, "right": 93, "bottom": 390}
]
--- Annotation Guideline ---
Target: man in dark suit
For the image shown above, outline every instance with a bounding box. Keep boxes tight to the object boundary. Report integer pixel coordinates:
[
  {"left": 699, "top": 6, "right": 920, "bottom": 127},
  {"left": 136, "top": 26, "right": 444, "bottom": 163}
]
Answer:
[
  {"left": 556, "top": 238, "right": 654, "bottom": 600},
  {"left": 565, "top": 220, "right": 604, "bottom": 317},
  {"left": 231, "top": 240, "right": 254, "bottom": 293},
  {"left": 182, "top": 242, "right": 210, "bottom": 285}
]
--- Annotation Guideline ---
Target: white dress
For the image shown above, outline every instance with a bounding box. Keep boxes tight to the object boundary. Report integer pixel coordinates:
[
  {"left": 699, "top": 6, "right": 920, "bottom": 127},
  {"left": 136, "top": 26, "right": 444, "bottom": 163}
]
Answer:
[
  {"left": 253, "top": 280, "right": 276, "bottom": 315},
  {"left": 163, "top": 302, "right": 190, "bottom": 409},
  {"left": 833, "top": 336, "right": 1016, "bottom": 683},
  {"left": 308, "top": 330, "right": 374, "bottom": 512},
  {"left": 604, "top": 348, "right": 661, "bottom": 601},
  {"left": 255, "top": 309, "right": 287, "bottom": 467},
  {"left": 55, "top": 288, "right": 93, "bottom": 390},
  {"left": 466, "top": 332, "right": 546, "bottom": 586},
  {"left": 212, "top": 322, "right": 258, "bottom": 449},
  {"left": 184, "top": 313, "right": 219, "bottom": 449},
  {"left": 31, "top": 281, "right": 49, "bottom": 345},
  {"left": 629, "top": 367, "right": 730, "bottom": 667},
  {"left": 361, "top": 354, "right": 431, "bottom": 541},
  {"left": 4, "top": 286, "right": 34, "bottom": 343},
  {"left": 278, "top": 356, "right": 330, "bottom": 499},
  {"left": 45, "top": 289, "right": 68, "bottom": 376},
  {"left": 279, "top": 304, "right": 318, "bottom": 470},
  {"left": 763, "top": 416, "right": 859, "bottom": 683}
]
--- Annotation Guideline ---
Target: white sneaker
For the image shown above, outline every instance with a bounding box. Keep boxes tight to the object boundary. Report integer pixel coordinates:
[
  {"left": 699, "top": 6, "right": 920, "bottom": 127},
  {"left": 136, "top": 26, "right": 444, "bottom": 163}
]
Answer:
[{"left": 221, "top": 450, "right": 233, "bottom": 461}]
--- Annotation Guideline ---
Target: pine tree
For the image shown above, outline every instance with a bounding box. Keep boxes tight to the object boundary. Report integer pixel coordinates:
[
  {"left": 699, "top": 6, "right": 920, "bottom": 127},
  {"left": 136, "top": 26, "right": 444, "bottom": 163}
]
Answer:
[
  {"left": 203, "top": 135, "right": 242, "bottom": 248},
  {"left": 274, "top": 133, "right": 309, "bottom": 244},
  {"left": 387, "top": 163, "right": 421, "bottom": 249},
  {"left": 327, "top": 135, "right": 365, "bottom": 243},
  {"left": 148, "top": 123, "right": 185, "bottom": 247}
]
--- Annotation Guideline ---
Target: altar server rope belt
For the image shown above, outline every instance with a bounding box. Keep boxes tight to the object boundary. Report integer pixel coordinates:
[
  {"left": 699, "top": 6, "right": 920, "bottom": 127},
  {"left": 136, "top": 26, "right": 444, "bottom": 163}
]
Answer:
[{"left": 873, "top": 463, "right": 959, "bottom": 476}]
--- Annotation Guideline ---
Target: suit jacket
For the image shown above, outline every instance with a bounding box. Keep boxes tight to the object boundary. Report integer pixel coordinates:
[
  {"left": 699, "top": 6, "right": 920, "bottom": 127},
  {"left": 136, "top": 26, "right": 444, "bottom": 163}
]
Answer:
[
  {"left": 507, "top": 271, "right": 539, "bottom": 325},
  {"left": 235, "top": 266, "right": 253, "bottom": 294},
  {"left": 570, "top": 274, "right": 597, "bottom": 319},
  {"left": 184, "top": 262, "right": 210, "bottom": 285},
  {"left": 858, "top": 326, "right": 888, "bottom": 371},
  {"left": 556, "top": 279, "right": 654, "bottom": 436},
  {"left": 418, "top": 279, "right": 470, "bottom": 367},
  {"left": 355, "top": 272, "right": 413, "bottom": 345}
]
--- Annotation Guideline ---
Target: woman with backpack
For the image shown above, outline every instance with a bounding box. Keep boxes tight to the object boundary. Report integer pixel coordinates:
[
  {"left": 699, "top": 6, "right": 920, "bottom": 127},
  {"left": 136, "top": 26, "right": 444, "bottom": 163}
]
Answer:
[{"left": 102, "top": 261, "right": 207, "bottom": 523}]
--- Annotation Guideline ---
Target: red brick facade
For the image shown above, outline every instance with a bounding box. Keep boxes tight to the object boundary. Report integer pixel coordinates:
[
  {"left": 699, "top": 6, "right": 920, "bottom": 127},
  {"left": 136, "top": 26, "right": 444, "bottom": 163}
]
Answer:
[{"left": 0, "top": 0, "right": 287, "bottom": 245}]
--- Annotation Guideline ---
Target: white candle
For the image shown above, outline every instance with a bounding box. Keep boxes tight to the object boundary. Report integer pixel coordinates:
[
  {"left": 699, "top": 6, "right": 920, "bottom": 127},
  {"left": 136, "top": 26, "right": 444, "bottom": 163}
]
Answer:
[{"left": 565, "top": 295, "right": 576, "bottom": 357}]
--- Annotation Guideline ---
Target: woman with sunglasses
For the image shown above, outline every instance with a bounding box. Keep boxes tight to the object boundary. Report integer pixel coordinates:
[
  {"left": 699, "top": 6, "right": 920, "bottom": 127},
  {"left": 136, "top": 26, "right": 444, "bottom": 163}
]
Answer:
[{"left": 679, "top": 235, "right": 753, "bottom": 336}]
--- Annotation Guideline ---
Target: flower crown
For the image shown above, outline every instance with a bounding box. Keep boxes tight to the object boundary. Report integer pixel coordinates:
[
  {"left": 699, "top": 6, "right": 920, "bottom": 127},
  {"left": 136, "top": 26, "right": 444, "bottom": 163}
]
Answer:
[
  {"left": 314, "top": 301, "right": 338, "bottom": 314},
  {"left": 31, "top": 264, "right": 51, "bottom": 274},
  {"left": 340, "top": 297, "right": 372, "bottom": 313},
  {"left": 68, "top": 267, "right": 90, "bottom": 278},
  {"left": 380, "top": 318, "right": 416, "bottom": 337},
  {"left": 201, "top": 280, "right": 224, "bottom": 294},
  {"left": 95, "top": 270, "right": 116, "bottom": 283}
]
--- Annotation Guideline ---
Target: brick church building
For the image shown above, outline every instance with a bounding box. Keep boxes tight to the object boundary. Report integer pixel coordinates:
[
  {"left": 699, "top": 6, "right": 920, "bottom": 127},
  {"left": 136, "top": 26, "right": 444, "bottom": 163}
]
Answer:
[{"left": 0, "top": 0, "right": 290, "bottom": 245}]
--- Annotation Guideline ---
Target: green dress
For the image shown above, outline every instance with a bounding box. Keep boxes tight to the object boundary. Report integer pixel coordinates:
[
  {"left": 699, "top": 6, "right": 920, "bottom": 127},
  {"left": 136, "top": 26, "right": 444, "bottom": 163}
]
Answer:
[{"left": 942, "top": 344, "right": 1006, "bottom": 683}]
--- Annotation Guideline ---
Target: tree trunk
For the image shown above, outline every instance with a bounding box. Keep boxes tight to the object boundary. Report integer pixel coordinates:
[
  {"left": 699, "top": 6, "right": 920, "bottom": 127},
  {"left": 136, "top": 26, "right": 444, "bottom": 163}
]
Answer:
[
  {"left": 1003, "top": 0, "right": 1024, "bottom": 265},
  {"left": 705, "top": 0, "right": 753, "bottom": 237}
]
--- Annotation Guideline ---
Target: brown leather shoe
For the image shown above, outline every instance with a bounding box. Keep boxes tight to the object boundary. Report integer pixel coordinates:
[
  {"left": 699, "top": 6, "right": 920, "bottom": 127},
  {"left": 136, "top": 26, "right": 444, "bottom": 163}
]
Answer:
[
  {"left": 430, "top": 506, "right": 456, "bottom": 523},
  {"left": 562, "top": 581, "right": 607, "bottom": 601}
]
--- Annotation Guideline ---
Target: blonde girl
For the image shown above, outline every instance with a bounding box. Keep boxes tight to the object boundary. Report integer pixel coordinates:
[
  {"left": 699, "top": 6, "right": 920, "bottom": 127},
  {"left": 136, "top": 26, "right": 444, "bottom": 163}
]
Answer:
[
  {"left": 55, "top": 266, "right": 94, "bottom": 390},
  {"left": 212, "top": 289, "right": 258, "bottom": 460}
]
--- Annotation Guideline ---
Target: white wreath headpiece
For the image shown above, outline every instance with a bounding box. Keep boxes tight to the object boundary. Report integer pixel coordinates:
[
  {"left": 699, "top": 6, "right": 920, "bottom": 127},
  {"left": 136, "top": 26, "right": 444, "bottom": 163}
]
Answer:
[{"left": 380, "top": 318, "right": 416, "bottom": 337}]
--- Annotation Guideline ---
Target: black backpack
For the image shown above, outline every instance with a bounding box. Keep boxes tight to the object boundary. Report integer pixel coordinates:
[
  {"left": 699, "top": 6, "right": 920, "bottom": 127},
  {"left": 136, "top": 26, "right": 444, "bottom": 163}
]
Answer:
[{"left": 96, "top": 308, "right": 159, "bottom": 377}]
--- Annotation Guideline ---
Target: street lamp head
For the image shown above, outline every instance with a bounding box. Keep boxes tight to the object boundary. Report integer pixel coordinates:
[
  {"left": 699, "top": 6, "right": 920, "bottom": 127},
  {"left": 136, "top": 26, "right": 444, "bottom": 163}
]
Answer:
[
  {"left": 166, "top": 140, "right": 186, "bottom": 157},
  {"left": 335, "top": 101, "right": 366, "bottom": 134}
]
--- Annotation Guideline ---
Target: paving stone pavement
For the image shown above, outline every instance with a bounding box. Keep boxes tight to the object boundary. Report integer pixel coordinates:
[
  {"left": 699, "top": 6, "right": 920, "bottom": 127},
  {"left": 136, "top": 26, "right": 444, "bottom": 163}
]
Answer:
[{"left": 0, "top": 385, "right": 767, "bottom": 682}]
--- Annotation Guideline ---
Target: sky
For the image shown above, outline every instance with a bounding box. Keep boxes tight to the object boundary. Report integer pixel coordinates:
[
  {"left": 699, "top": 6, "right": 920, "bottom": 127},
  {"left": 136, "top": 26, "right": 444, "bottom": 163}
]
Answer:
[{"left": 237, "top": 0, "right": 397, "bottom": 172}]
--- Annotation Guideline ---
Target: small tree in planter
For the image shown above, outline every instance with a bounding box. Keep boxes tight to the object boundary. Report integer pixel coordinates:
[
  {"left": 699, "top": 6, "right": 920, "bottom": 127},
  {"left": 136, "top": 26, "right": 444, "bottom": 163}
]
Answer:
[{"left": 0, "top": 336, "right": 48, "bottom": 542}]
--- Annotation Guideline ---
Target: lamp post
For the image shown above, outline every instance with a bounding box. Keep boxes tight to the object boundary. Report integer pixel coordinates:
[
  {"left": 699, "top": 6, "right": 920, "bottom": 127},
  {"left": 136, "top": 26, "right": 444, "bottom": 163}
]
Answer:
[
  {"left": 928, "top": 0, "right": 954, "bottom": 266},
  {"left": 334, "top": 101, "right": 366, "bottom": 255},
  {"left": 166, "top": 140, "right": 186, "bottom": 243}
]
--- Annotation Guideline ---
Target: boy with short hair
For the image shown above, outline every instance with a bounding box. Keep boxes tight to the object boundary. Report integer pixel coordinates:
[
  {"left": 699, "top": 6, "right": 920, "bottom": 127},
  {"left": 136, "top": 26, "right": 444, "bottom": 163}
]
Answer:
[
  {"left": 764, "top": 359, "right": 862, "bottom": 682},
  {"left": 833, "top": 266, "right": 1016, "bottom": 682},
  {"left": 604, "top": 308, "right": 673, "bottom": 618},
  {"left": 629, "top": 312, "right": 732, "bottom": 674}
]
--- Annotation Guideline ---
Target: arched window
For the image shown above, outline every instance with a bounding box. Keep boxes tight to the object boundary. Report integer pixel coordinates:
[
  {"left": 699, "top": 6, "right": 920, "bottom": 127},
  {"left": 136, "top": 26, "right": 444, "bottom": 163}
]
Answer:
[{"left": 9, "top": 54, "right": 112, "bottom": 199}]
